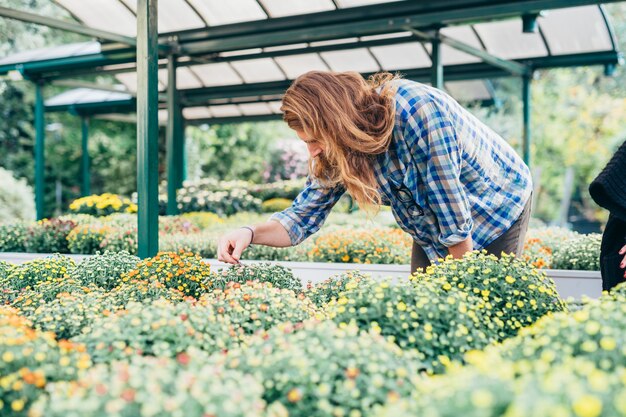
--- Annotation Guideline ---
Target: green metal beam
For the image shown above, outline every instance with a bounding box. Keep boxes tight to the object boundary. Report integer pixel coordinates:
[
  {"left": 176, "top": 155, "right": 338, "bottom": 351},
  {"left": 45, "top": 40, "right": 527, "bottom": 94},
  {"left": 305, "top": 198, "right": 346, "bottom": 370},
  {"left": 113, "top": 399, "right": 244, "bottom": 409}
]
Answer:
[
  {"left": 80, "top": 116, "right": 91, "bottom": 196},
  {"left": 136, "top": 0, "right": 159, "bottom": 259},
  {"left": 0, "top": 6, "right": 136, "bottom": 46},
  {"left": 522, "top": 74, "right": 532, "bottom": 166},
  {"left": 34, "top": 81, "right": 45, "bottom": 220},
  {"left": 1, "top": 0, "right": 620, "bottom": 79},
  {"left": 431, "top": 35, "right": 444, "bottom": 89},
  {"left": 185, "top": 114, "right": 282, "bottom": 126},
  {"left": 166, "top": 55, "right": 182, "bottom": 215},
  {"left": 52, "top": 80, "right": 135, "bottom": 96},
  {"left": 411, "top": 28, "right": 531, "bottom": 77}
]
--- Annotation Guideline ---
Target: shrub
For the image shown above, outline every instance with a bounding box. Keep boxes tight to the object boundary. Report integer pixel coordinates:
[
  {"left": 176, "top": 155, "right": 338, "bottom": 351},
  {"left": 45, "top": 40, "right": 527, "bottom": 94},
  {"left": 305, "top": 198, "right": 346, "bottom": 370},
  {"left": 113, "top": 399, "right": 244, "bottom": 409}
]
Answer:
[
  {"left": 66, "top": 223, "right": 112, "bottom": 254},
  {"left": 159, "top": 231, "right": 217, "bottom": 259},
  {"left": 121, "top": 251, "right": 211, "bottom": 298},
  {"left": 245, "top": 243, "right": 307, "bottom": 262},
  {"left": 304, "top": 271, "right": 371, "bottom": 308},
  {"left": 213, "top": 320, "right": 423, "bottom": 417},
  {"left": 0, "top": 260, "right": 12, "bottom": 280},
  {"left": 176, "top": 181, "right": 262, "bottom": 216},
  {"left": 23, "top": 218, "right": 76, "bottom": 253},
  {"left": 0, "top": 223, "right": 28, "bottom": 252},
  {"left": 0, "top": 307, "right": 91, "bottom": 417},
  {"left": 181, "top": 211, "right": 223, "bottom": 229},
  {"left": 212, "top": 263, "right": 302, "bottom": 292},
  {"left": 522, "top": 227, "right": 579, "bottom": 269},
  {"left": 10, "top": 277, "right": 90, "bottom": 309},
  {"left": 412, "top": 251, "right": 566, "bottom": 341},
  {"left": 325, "top": 278, "right": 493, "bottom": 374},
  {"left": 107, "top": 280, "right": 186, "bottom": 306},
  {"left": 493, "top": 296, "right": 626, "bottom": 371},
  {"left": 375, "top": 357, "right": 626, "bottom": 417},
  {"left": 74, "top": 299, "right": 231, "bottom": 363},
  {"left": 69, "top": 251, "right": 139, "bottom": 290},
  {"left": 261, "top": 197, "right": 293, "bottom": 213},
  {"left": 248, "top": 179, "right": 305, "bottom": 201},
  {"left": 0, "top": 167, "right": 35, "bottom": 223},
  {"left": 2, "top": 255, "right": 75, "bottom": 292},
  {"left": 159, "top": 216, "right": 200, "bottom": 235},
  {"left": 309, "top": 228, "right": 412, "bottom": 264},
  {"left": 31, "top": 351, "right": 265, "bottom": 417},
  {"left": 69, "top": 193, "right": 137, "bottom": 216},
  {"left": 99, "top": 227, "right": 137, "bottom": 254},
  {"left": 199, "top": 281, "right": 319, "bottom": 339},
  {"left": 551, "top": 233, "right": 602, "bottom": 271},
  {"left": 18, "top": 290, "right": 119, "bottom": 340}
]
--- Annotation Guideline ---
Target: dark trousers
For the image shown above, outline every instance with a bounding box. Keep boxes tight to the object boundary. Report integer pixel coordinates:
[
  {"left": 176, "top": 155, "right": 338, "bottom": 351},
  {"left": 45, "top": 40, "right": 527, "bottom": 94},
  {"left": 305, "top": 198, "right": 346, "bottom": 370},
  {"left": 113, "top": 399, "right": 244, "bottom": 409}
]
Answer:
[
  {"left": 600, "top": 214, "right": 626, "bottom": 291},
  {"left": 411, "top": 197, "right": 533, "bottom": 273}
]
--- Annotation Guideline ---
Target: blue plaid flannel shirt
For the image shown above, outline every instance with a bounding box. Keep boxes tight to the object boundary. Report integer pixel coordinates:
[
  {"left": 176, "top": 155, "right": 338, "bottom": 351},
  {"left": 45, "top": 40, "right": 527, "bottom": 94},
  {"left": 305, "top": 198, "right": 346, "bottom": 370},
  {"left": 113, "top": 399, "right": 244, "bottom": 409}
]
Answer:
[{"left": 271, "top": 79, "right": 532, "bottom": 261}]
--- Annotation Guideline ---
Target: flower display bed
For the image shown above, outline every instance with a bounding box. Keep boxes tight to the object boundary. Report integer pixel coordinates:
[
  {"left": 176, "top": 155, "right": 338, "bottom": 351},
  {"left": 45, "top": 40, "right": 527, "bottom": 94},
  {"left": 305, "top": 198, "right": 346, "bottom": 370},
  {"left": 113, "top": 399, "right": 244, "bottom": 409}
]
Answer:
[
  {"left": 1, "top": 250, "right": 625, "bottom": 417},
  {"left": 0, "top": 252, "right": 602, "bottom": 299}
]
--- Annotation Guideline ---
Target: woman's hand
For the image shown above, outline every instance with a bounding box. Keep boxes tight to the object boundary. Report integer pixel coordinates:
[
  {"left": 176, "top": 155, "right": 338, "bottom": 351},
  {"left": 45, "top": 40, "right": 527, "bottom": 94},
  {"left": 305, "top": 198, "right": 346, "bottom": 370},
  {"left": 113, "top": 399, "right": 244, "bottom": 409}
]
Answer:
[
  {"left": 217, "top": 227, "right": 254, "bottom": 264},
  {"left": 620, "top": 244, "right": 626, "bottom": 271}
]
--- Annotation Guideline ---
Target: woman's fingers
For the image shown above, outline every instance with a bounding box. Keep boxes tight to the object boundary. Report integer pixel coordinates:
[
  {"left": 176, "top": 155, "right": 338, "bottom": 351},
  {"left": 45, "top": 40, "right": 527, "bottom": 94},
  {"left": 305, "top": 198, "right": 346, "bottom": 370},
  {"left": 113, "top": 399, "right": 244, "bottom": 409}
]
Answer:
[
  {"left": 619, "top": 244, "right": 626, "bottom": 255},
  {"left": 217, "top": 237, "right": 238, "bottom": 264}
]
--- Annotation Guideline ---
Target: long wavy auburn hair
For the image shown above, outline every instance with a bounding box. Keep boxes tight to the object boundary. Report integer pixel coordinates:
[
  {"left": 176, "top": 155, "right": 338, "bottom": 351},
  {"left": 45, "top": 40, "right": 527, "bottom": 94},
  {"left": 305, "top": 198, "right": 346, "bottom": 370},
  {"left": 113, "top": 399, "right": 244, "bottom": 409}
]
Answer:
[{"left": 281, "top": 71, "right": 399, "bottom": 210}]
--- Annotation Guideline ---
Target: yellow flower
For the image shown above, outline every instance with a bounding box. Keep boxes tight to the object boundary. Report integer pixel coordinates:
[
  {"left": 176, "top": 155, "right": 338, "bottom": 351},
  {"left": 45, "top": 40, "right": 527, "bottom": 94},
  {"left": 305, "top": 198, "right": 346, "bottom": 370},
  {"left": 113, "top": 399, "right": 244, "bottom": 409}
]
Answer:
[
  {"left": 11, "top": 399, "right": 25, "bottom": 412},
  {"left": 2, "top": 351, "right": 14, "bottom": 362},
  {"left": 573, "top": 395, "right": 602, "bottom": 417},
  {"left": 396, "top": 302, "right": 407, "bottom": 311},
  {"left": 505, "top": 275, "right": 515, "bottom": 284},
  {"left": 599, "top": 337, "right": 616, "bottom": 351}
]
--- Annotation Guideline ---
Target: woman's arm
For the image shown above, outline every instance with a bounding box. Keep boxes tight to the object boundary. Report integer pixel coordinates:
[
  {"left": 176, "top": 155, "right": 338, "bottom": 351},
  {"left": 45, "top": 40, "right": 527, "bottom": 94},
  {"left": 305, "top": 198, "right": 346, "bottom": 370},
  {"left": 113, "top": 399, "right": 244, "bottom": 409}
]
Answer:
[
  {"left": 447, "top": 236, "right": 473, "bottom": 259},
  {"left": 217, "top": 220, "right": 291, "bottom": 264}
]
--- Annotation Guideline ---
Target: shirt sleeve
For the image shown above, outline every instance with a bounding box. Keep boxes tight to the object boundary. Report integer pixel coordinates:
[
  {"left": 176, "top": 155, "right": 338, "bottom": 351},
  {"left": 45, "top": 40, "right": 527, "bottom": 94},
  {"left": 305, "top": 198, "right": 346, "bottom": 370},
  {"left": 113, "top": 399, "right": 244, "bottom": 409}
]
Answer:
[
  {"left": 269, "top": 177, "right": 345, "bottom": 245},
  {"left": 404, "top": 100, "right": 473, "bottom": 247}
]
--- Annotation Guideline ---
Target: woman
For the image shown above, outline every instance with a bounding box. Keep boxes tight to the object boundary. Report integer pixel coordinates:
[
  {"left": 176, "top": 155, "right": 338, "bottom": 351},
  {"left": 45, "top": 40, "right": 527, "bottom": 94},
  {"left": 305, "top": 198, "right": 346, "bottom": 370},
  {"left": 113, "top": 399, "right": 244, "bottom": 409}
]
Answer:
[
  {"left": 217, "top": 71, "right": 533, "bottom": 272},
  {"left": 589, "top": 139, "right": 626, "bottom": 291}
]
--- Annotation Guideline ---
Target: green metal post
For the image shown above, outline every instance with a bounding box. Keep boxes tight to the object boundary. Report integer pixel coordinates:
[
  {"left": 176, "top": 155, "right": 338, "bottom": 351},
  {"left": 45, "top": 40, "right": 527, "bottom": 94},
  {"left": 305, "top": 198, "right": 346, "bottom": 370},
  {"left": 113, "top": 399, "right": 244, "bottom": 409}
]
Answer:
[
  {"left": 181, "top": 122, "right": 187, "bottom": 183},
  {"left": 34, "top": 81, "right": 45, "bottom": 220},
  {"left": 431, "top": 36, "right": 443, "bottom": 90},
  {"left": 80, "top": 116, "right": 91, "bottom": 196},
  {"left": 136, "top": 0, "right": 159, "bottom": 258},
  {"left": 522, "top": 74, "right": 532, "bottom": 167},
  {"left": 166, "top": 54, "right": 183, "bottom": 215}
]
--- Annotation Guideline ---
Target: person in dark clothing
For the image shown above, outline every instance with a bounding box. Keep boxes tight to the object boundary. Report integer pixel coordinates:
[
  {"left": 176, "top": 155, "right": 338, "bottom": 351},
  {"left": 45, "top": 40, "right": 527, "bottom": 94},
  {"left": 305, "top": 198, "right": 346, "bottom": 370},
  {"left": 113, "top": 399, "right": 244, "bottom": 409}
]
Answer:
[{"left": 589, "top": 139, "right": 626, "bottom": 291}]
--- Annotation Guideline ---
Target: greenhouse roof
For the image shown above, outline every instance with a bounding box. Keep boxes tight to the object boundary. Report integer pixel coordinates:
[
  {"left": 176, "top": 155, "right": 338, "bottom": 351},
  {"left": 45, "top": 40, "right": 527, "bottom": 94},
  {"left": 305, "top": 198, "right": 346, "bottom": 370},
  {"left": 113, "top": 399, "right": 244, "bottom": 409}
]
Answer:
[{"left": 0, "top": 2, "right": 622, "bottom": 124}]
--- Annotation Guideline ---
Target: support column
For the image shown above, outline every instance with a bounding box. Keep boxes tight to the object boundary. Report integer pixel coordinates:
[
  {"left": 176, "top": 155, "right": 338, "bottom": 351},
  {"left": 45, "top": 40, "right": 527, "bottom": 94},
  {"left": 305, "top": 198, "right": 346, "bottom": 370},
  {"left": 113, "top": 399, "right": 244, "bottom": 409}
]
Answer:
[
  {"left": 430, "top": 35, "right": 443, "bottom": 90},
  {"left": 522, "top": 74, "right": 532, "bottom": 167},
  {"left": 136, "top": 0, "right": 159, "bottom": 258},
  {"left": 166, "top": 54, "right": 183, "bottom": 215},
  {"left": 34, "top": 81, "right": 45, "bottom": 220},
  {"left": 181, "top": 122, "right": 187, "bottom": 183},
  {"left": 80, "top": 116, "right": 91, "bottom": 196}
]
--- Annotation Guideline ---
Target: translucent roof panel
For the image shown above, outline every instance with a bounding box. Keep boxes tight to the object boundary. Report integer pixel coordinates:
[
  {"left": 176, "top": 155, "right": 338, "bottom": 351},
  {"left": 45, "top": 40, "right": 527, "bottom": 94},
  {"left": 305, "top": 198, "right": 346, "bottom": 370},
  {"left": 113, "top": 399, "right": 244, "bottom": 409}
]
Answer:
[
  {"left": 539, "top": 6, "right": 613, "bottom": 55},
  {"left": 230, "top": 58, "right": 286, "bottom": 83},
  {"left": 186, "top": 0, "right": 267, "bottom": 25},
  {"left": 439, "top": 26, "right": 484, "bottom": 65},
  {"left": 45, "top": 88, "right": 132, "bottom": 107},
  {"left": 321, "top": 48, "right": 380, "bottom": 73},
  {"left": 183, "top": 106, "right": 212, "bottom": 120},
  {"left": 370, "top": 42, "right": 431, "bottom": 70},
  {"left": 55, "top": 0, "right": 137, "bottom": 37},
  {"left": 238, "top": 102, "right": 273, "bottom": 116},
  {"left": 474, "top": 19, "right": 548, "bottom": 60},
  {"left": 259, "top": 0, "right": 335, "bottom": 18},
  {"left": 336, "top": 0, "right": 402, "bottom": 8},
  {"left": 121, "top": 0, "right": 205, "bottom": 32},
  {"left": 274, "top": 54, "right": 330, "bottom": 79},
  {"left": 0, "top": 41, "right": 100, "bottom": 66},
  {"left": 210, "top": 104, "right": 242, "bottom": 118},
  {"left": 191, "top": 63, "right": 244, "bottom": 87},
  {"left": 444, "top": 81, "right": 492, "bottom": 102},
  {"left": 268, "top": 101, "right": 283, "bottom": 114},
  {"left": 115, "top": 72, "right": 166, "bottom": 92},
  {"left": 176, "top": 67, "right": 204, "bottom": 89}
]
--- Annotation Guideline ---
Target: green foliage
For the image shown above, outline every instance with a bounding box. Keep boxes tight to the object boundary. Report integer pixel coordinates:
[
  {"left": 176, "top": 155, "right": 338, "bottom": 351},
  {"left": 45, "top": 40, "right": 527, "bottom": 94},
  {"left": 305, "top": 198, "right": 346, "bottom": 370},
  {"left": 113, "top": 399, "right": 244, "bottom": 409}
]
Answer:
[
  {"left": 551, "top": 233, "right": 602, "bottom": 271},
  {"left": 412, "top": 252, "right": 567, "bottom": 341},
  {"left": 2, "top": 255, "right": 75, "bottom": 292},
  {"left": 31, "top": 352, "right": 266, "bottom": 417},
  {"left": 0, "top": 168, "right": 35, "bottom": 223},
  {"left": 325, "top": 278, "right": 493, "bottom": 374},
  {"left": 69, "top": 250, "right": 139, "bottom": 290},
  {"left": 212, "top": 263, "right": 302, "bottom": 292},
  {"left": 304, "top": 271, "right": 371, "bottom": 308},
  {"left": 68, "top": 193, "right": 137, "bottom": 216},
  {"left": 0, "top": 223, "right": 28, "bottom": 252},
  {"left": 214, "top": 320, "right": 423, "bottom": 417},
  {"left": 23, "top": 218, "right": 76, "bottom": 253}
]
